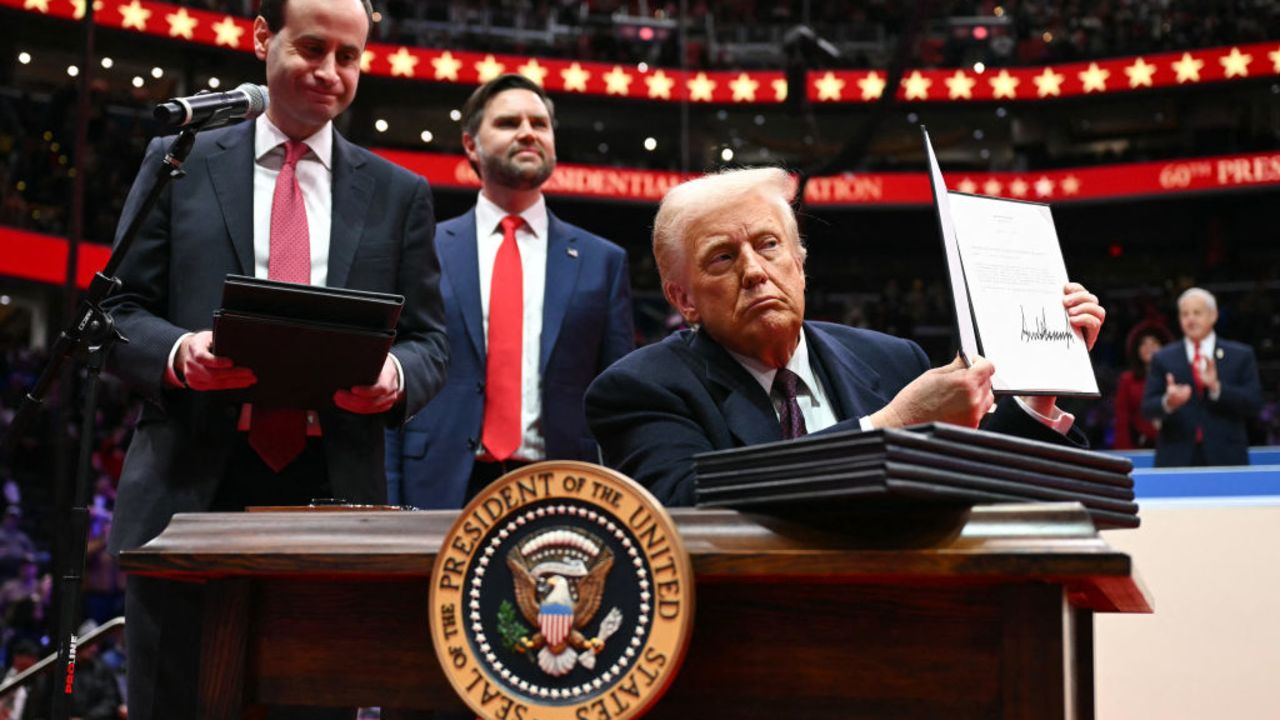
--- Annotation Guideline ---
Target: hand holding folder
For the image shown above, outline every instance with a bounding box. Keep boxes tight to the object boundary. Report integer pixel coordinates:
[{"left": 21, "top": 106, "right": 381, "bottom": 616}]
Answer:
[{"left": 210, "top": 275, "right": 404, "bottom": 410}]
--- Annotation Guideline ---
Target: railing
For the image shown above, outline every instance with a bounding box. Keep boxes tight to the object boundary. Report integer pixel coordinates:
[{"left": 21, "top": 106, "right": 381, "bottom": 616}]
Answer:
[{"left": 0, "top": 616, "right": 125, "bottom": 700}]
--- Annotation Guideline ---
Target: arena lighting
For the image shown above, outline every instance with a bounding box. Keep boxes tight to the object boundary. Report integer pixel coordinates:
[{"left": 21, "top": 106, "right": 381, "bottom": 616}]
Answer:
[
  {"left": 643, "top": 137, "right": 657, "bottom": 151},
  {"left": 420, "top": 130, "right": 433, "bottom": 143},
  {"left": 375, "top": 119, "right": 389, "bottom": 132},
  {"left": 449, "top": 109, "right": 461, "bottom": 122},
  {"left": 17, "top": 52, "right": 30, "bottom": 64},
  {"left": 150, "top": 66, "right": 163, "bottom": 79},
  {"left": 208, "top": 77, "right": 221, "bottom": 88},
  {"left": 131, "top": 76, "right": 143, "bottom": 88},
  {"left": 637, "top": 62, "right": 648, "bottom": 73},
  {"left": 973, "top": 62, "right": 986, "bottom": 73},
  {"left": 973, "top": 26, "right": 989, "bottom": 40},
  {"left": 720, "top": 147, "right": 734, "bottom": 162},
  {"left": 100, "top": 56, "right": 113, "bottom": 69},
  {"left": 66, "top": 65, "right": 79, "bottom": 77}
]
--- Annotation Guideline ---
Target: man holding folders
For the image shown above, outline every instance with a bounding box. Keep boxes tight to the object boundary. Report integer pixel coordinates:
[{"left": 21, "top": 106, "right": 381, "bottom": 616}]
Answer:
[
  {"left": 386, "top": 74, "right": 634, "bottom": 508},
  {"left": 585, "top": 168, "right": 1107, "bottom": 506},
  {"left": 101, "top": 0, "right": 448, "bottom": 717},
  {"left": 1142, "top": 287, "right": 1262, "bottom": 466}
]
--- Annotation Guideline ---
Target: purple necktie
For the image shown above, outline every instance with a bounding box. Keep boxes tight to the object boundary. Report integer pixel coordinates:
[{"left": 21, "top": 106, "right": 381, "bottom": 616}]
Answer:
[{"left": 773, "top": 368, "right": 808, "bottom": 440}]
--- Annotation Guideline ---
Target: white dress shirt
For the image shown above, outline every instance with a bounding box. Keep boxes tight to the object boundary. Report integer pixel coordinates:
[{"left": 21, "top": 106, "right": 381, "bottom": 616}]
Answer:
[
  {"left": 1184, "top": 332, "right": 1221, "bottom": 401},
  {"left": 475, "top": 192, "right": 549, "bottom": 460},
  {"left": 727, "top": 332, "right": 840, "bottom": 433},
  {"left": 252, "top": 114, "right": 333, "bottom": 286}
]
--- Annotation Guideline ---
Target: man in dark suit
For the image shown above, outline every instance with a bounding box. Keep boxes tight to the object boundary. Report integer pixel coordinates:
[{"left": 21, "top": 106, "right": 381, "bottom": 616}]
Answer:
[
  {"left": 101, "top": 0, "right": 448, "bottom": 716},
  {"left": 1142, "top": 287, "right": 1262, "bottom": 466},
  {"left": 585, "top": 168, "right": 1105, "bottom": 505},
  {"left": 386, "top": 74, "right": 633, "bottom": 508}
]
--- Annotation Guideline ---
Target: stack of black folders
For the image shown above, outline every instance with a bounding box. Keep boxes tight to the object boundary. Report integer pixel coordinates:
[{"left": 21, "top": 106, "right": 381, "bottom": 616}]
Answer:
[
  {"left": 694, "top": 423, "right": 1138, "bottom": 530},
  {"left": 211, "top": 274, "right": 403, "bottom": 410}
]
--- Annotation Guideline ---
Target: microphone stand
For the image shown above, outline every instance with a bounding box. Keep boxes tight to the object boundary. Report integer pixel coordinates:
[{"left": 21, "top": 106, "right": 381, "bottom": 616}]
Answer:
[{"left": 4, "top": 113, "right": 224, "bottom": 720}]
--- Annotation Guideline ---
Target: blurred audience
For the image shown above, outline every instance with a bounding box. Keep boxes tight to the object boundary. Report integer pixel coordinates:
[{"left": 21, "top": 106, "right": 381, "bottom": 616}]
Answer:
[{"left": 1113, "top": 321, "right": 1174, "bottom": 449}]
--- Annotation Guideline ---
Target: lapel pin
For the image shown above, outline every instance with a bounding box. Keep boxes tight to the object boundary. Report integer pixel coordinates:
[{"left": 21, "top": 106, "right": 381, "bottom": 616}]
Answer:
[
  {"left": 567, "top": 247, "right": 579, "bottom": 258},
  {"left": 1216, "top": 348, "right": 1224, "bottom": 360}
]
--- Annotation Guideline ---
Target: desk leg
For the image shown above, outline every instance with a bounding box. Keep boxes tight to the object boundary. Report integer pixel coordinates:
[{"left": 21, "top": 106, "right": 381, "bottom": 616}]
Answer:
[{"left": 199, "top": 579, "right": 252, "bottom": 720}]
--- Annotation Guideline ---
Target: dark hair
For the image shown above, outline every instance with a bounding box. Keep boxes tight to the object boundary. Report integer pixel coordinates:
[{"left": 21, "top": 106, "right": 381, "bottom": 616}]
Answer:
[
  {"left": 1125, "top": 321, "right": 1173, "bottom": 376},
  {"left": 258, "top": 0, "right": 375, "bottom": 34},
  {"left": 459, "top": 74, "right": 556, "bottom": 138}
]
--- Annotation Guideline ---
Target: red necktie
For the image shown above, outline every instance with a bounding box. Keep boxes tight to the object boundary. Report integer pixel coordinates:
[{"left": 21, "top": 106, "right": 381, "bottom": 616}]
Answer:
[
  {"left": 1191, "top": 343, "right": 1204, "bottom": 443},
  {"left": 1191, "top": 344, "right": 1204, "bottom": 394},
  {"left": 249, "top": 140, "right": 311, "bottom": 472},
  {"left": 482, "top": 215, "right": 525, "bottom": 461}
]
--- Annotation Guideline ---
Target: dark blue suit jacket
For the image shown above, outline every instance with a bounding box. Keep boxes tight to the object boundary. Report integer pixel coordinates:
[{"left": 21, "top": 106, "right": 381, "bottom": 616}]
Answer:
[
  {"left": 386, "top": 207, "right": 634, "bottom": 508},
  {"left": 585, "top": 321, "right": 1079, "bottom": 506},
  {"left": 1141, "top": 338, "right": 1261, "bottom": 466},
  {"left": 103, "top": 121, "right": 450, "bottom": 553}
]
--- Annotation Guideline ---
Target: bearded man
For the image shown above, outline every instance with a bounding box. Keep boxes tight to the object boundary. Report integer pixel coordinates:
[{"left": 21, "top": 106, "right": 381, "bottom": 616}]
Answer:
[{"left": 386, "top": 74, "right": 634, "bottom": 507}]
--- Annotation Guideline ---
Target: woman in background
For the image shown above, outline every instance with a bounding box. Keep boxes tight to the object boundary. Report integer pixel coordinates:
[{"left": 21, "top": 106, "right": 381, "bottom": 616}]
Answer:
[{"left": 1113, "top": 321, "right": 1173, "bottom": 449}]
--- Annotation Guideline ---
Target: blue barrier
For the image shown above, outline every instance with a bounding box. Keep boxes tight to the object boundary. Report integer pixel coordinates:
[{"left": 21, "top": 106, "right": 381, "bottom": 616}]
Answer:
[
  {"left": 1133, "top": 465, "right": 1280, "bottom": 499},
  {"left": 1107, "top": 447, "right": 1280, "bottom": 469}
]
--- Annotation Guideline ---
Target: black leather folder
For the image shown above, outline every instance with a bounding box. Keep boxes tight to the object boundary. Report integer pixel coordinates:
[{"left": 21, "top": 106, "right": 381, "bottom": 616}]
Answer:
[
  {"left": 211, "top": 275, "right": 403, "bottom": 409},
  {"left": 692, "top": 423, "right": 1139, "bottom": 529}
]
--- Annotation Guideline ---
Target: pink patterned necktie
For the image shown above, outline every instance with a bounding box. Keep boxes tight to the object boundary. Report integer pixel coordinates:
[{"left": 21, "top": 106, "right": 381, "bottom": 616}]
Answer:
[{"left": 250, "top": 140, "right": 311, "bottom": 472}]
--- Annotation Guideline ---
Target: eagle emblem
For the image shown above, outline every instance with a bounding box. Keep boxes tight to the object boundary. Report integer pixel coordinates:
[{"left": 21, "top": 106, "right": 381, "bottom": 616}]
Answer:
[{"left": 506, "top": 527, "right": 623, "bottom": 677}]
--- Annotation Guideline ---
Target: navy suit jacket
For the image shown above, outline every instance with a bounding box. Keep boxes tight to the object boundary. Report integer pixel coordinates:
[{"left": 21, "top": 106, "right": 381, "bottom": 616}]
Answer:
[
  {"left": 103, "top": 121, "right": 450, "bottom": 553},
  {"left": 1141, "top": 338, "right": 1261, "bottom": 466},
  {"left": 386, "top": 207, "right": 634, "bottom": 508},
  {"left": 586, "top": 321, "right": 1080, "bottom": 506}
]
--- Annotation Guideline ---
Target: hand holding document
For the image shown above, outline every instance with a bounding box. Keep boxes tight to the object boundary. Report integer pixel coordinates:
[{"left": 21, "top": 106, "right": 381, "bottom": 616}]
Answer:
[{"left": 923, "top": 128, "right": 1100, "bottom": 397}]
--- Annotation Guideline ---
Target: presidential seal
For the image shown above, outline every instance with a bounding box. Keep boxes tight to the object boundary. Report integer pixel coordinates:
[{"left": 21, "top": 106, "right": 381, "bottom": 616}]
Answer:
[{"left": 429, "top": 461, "right": 694, "bottom": 720}]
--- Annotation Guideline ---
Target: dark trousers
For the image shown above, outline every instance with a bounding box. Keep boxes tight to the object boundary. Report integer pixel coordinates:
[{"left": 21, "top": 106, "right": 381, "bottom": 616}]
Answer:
[
  {"left": 125, "top": 436, "right": 353, "bottom": 720},
  {"left": 465, "top": 458, "right": 532, "bottom": 503}
]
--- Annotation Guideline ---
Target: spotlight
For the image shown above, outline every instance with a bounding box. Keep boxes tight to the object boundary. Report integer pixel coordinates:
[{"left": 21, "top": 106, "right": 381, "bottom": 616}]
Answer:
[
  {"left": 375, "top": 119, "right": 389, "bottom": 133},
  {"left": 643, "top": 137, "right": 657, "bottom": 151},
  {"left": 420, "top": 130, "right": 433, "bottom": 143}
]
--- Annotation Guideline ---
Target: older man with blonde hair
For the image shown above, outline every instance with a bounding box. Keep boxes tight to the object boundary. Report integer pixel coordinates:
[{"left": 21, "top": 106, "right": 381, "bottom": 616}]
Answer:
[{"left": 586, "top": 167, "right": 1106, "bottom": 505}]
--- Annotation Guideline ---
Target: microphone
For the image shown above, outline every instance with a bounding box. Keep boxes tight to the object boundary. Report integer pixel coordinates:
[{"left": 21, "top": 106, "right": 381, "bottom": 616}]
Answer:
[{"left": 153, "top": 83, "right": 268, "bottom": 128}]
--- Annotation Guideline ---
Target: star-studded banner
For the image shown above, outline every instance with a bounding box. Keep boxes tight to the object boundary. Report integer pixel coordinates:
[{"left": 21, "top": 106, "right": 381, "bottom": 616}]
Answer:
[{"left": 7, "top": 0, "right": 1280, "bottom": 104}]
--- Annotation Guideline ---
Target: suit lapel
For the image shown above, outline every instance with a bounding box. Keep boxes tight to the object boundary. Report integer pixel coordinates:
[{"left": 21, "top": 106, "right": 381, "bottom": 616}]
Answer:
[
  {"left": 326, "top": 130, "right": 373, "bottom": 288},
  {"left": 804, "top": 323, "right": 886, "bottom": 421},
  {"left": 689, "top": 331, "right": 781, "bottom": 447},
  {"left": 442, "top": 210, "right": 486, "bottom": 360},
  {"left": 541, "top": 212, "right": 582, "bottom": 370},
  {"left": 205, "top": 122, "right": 256, "bottom": 275}
]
